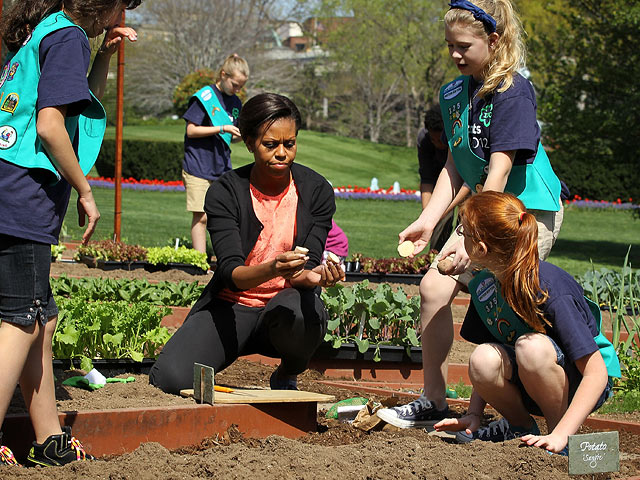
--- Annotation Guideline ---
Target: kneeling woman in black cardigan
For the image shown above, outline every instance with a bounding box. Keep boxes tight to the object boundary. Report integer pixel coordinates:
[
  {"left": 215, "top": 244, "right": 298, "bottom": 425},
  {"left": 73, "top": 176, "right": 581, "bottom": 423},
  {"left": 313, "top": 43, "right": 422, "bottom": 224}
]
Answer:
[{"left": 150, "top": 93, "right": 343, "bottom": 393}]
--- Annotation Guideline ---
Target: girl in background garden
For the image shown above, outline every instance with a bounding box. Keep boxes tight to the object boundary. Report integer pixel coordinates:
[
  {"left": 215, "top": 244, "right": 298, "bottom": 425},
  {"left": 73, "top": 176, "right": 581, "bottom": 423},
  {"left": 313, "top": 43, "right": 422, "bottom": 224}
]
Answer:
[
  {"left": 434, "top": 191, "right": 619, "bottom": 454},
  {"left": 0, "top": 0, "right": 140, "bottom": 467},
  {"left": 151, "top": 93, "right": 344, "bottom": 394},
  {"left": 378, "top": 0, "right": 564, "bottom": 428},
  {"left": 183, "top": 54, "right": 249, "bottom": 254}
]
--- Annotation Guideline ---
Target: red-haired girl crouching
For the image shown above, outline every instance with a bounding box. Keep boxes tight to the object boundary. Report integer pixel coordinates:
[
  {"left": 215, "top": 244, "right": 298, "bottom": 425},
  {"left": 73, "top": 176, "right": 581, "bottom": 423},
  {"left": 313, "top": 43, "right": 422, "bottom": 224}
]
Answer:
[{"left": 434, "top": 191, "right": 620, "bottom": 454}]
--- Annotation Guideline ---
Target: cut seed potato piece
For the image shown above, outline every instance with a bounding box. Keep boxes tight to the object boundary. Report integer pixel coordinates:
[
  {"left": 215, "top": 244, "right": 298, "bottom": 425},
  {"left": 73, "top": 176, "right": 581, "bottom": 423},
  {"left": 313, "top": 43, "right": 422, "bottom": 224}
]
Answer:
[
  {"left": 292, "top": 246, "right": 308, "bottom": 278},
  {"left": 397, "top": 240, "right": 414, "bottom": 258},
  {"left": 326, "top": 252, "right": 340, "bottom": 264}
]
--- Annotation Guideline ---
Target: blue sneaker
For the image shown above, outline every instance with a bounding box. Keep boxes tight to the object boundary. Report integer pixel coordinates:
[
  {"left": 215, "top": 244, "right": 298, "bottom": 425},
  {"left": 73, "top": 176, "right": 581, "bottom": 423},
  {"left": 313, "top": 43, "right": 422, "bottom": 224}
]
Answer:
[
  {"left": 547, "top": 446, "right": 569, "bottom": 456},
  {"left": 455, "top": 417, "right": 540, "bottom": 443},
  {"left": 376, "top": 396, "right": 449, "bottom": 428}
]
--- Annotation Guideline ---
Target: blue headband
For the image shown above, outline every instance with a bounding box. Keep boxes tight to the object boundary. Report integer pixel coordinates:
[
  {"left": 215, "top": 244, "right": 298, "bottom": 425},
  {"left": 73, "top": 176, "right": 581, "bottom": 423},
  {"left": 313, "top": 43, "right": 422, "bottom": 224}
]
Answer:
[{"left": 448, "top": 0, "right": 497, "bottom": 33}]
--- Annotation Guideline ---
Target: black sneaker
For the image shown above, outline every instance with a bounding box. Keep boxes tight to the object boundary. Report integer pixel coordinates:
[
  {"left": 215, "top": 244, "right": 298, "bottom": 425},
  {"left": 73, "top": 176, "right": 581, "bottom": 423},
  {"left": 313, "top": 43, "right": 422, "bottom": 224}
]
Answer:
[
  {"left": 269, "top": 368, "right": 298, "bottom": 390},
  {"left": 376, "top": 396, "right": 449, "bottom": 428},
  {"left": 455, "top": 417, "right": 540, "bottom": 443},
  {"left": 26, "top": 426, "right": 94, "bottom": 467}
]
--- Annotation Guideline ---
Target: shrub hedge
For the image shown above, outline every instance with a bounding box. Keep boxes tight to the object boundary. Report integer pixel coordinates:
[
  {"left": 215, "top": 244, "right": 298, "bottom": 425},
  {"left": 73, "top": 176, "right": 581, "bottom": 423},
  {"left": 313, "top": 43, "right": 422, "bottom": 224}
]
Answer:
[
  {"left": 551, "top": 156, "right": 639, "bottom": 202},
  {"left": 94, "top": 138, "right": 638, "bottom": 201},
  {"left": 95, "top": 139, "right": 183, "bottom": 181},
  {"left": 173, "top": 69, "right": 217, "bottom": 117}
]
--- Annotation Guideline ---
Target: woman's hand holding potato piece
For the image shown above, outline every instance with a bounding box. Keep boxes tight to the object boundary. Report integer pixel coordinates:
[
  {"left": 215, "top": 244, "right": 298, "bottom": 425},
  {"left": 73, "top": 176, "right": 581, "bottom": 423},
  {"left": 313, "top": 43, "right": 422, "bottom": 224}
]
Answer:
[{"left": 291, "top": 246, "right": 309, "bottom": 278}]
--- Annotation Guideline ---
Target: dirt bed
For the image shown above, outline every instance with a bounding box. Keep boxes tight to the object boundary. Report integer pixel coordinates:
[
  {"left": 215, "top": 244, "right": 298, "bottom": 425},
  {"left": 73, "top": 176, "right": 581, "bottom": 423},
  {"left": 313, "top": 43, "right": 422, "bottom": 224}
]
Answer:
[
  {"left": 7, "top": 261, "right": 632, "bottom": 479},
  {"left": 3, "top": 358, "right": 639, "bottom": 480}
]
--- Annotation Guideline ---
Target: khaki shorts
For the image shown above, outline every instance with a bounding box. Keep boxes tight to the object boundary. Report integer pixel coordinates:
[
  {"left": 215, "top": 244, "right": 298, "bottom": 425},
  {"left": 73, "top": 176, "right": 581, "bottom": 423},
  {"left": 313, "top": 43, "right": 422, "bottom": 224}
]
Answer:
[
  {"left": 183, "top": 170, "right": 213, "bottom": 213},
  {"left": 431, "top": 203, "right": 564, "bottom": 287}
]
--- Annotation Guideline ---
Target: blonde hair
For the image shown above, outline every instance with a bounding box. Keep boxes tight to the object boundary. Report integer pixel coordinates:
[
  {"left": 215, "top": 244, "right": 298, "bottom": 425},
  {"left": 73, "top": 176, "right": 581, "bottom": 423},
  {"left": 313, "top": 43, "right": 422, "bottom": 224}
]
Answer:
[
  {"left": 460, "top": 191, "right": 549, "bottom": 332},
  {"left": 217, "top": 54, "right": 250, "bottom": 82},
  {"left": 444, "top": 0, "right": 525, "bottom": 98}
]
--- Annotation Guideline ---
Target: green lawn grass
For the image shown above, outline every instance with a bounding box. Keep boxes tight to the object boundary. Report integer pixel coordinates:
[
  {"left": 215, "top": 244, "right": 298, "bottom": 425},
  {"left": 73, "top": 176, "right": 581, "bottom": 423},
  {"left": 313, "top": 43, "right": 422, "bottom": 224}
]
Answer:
[
  {"left": 89, "top": 125, "right": 640, "bottom": 275},
  {"left": 64, "top": 187, "right": 640, "bottom": 277},
  {"left": 105, "top": 126, "right": 420, "bottom": 190}
]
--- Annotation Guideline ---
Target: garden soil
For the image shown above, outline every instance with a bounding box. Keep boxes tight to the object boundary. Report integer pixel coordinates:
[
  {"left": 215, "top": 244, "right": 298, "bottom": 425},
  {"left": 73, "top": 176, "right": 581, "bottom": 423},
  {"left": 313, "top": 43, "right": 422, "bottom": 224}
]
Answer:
[
  {"left": 6, "top": 357, "right": 640, "bottom": 479},
  {"left": 3, "top": 260, "right": 633, "bottom": 479}
]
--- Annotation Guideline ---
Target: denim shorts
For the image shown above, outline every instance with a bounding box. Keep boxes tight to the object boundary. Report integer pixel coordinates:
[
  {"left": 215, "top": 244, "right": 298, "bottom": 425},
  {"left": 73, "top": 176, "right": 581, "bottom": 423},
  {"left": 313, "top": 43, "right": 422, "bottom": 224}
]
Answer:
[
  {"left": 0, "top": 234, "right": 57, "bottom": 326},
  {"left": 503, "top": 335, "right": 612, "bottom": 417}
]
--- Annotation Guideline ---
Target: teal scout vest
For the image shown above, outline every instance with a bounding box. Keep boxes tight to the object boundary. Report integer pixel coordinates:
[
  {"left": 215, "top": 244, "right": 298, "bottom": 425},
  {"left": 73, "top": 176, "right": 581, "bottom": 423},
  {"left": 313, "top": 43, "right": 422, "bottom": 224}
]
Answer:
[
  {"left": 0, "top": 11, "right": 106, "bottom": 184},
  {"left": 191, "top": 86, "right": 235, "bottom": 146},
  {"left": 469, "top": 270, "right": 621, "bottom": 379},
  {"left": 440, "top": 76, "right": 561, "bottom": 212}
]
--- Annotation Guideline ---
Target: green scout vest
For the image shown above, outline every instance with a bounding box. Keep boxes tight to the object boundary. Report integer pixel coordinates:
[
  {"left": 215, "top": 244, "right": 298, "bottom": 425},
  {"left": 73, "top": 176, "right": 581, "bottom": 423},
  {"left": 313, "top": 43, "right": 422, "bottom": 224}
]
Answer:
[
  {"left": 0, "top": 11, "right": 106, "bottom": 184},
  {"left": 439, "top": 75, "right": 561, "bottom": 212},
  {"left": 469, "top": 269, "right": 621, "bottom": 379},
  {"left": 191, "top": 86, "right": 235, "bottom": 147}
]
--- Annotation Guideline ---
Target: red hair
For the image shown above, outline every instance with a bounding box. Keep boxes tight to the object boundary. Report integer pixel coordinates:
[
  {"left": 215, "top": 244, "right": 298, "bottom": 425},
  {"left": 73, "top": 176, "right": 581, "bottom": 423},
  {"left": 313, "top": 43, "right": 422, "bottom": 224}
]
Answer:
[{"left": 460, "top": 191, "right": 549, "bottom": 332}]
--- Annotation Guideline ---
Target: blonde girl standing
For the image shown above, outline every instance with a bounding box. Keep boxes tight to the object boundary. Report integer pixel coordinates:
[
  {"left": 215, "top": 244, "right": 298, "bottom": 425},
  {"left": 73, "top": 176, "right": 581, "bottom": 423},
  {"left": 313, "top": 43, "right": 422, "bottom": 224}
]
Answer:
[
  {"left": 378, "top": 0, "right": 564, "bottom": 428},
  {"left": 182, "top": 54, "right": 250, "bottom": 254}
]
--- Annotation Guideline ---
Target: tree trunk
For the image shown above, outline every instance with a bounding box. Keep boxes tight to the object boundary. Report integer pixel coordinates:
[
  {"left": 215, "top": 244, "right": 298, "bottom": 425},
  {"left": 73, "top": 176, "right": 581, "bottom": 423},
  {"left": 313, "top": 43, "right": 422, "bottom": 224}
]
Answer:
[
  {"left": 405, "top": 94, "right": 412, "bottom": 147},
  {"left": 369, "top": 107, "right": 379, "bottom": 143}
]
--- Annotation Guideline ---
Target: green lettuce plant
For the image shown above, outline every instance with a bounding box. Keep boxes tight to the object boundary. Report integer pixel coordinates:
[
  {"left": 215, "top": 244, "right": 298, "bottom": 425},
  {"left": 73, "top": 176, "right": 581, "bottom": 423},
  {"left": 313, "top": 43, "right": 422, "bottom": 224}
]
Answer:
[
  {"left": 146, "top": 246, "right": 209, "bottom": 272},
  {"left": 51, "top": 244, "right": 66, "bottom": 260},
  {"left": 52, "top": 275, "right": 204, "bottom": 307},
  {"left": 54, "top": 298, "right": 171, "bottom": 370}
]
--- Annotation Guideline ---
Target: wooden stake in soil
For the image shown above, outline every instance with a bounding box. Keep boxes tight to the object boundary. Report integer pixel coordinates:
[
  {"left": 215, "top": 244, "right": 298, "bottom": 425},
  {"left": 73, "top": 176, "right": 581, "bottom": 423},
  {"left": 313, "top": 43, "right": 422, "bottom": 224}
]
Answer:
[{"left": 193, "top": 363, "right": 215, "bottom": 405}]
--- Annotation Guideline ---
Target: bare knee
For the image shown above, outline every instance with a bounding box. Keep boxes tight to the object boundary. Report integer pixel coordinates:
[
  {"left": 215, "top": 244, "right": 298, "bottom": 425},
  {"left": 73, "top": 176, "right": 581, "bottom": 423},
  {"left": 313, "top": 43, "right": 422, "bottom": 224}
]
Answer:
[
  {"left": 469, "top": 343, "right": 507, "bottom": 385},
  {"left": 515, "top": 333, "right": 556, "bottom": 373},
  {"left": 419, "top": 269, "right": 459, "bottom": 307},
  {"left": 39, "top": 316, "right": 57, "bottom": 349}
]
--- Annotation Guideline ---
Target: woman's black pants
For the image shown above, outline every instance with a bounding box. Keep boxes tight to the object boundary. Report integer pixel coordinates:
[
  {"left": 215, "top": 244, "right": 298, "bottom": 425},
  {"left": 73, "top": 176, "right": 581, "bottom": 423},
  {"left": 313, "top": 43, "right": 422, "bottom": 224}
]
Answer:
[{"left": 149, "top": 288, "right": 328, "bottom": 394}]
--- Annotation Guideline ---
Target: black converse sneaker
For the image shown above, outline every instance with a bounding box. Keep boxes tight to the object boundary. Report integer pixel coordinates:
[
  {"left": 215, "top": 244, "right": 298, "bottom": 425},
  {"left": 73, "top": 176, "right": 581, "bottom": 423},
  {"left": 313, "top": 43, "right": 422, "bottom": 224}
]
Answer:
[
  {"left": 455, "top": 417, "right": 540, "bottom": 443},
  {"left": 26, "top": 426, "right": 94, "bottom": 467},
  {"left": 376, "top": 396, "right": 449, "bottom": 428}
]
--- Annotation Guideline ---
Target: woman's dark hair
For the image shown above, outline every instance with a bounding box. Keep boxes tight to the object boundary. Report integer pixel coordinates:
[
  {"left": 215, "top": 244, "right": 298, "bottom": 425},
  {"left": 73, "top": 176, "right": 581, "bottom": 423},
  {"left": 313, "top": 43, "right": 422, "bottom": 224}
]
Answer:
[
  {"left": 1, "top": 0, "right": 142, "bottom": 52},
  {"left": 238, "top": 93, "right": 302, "bottom": 145}
]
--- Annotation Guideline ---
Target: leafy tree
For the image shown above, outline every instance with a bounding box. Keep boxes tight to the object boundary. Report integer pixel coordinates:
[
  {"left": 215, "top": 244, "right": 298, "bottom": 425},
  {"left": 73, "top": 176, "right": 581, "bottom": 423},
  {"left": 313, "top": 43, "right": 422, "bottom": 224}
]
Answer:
[
  {"left": 125, "top": 0, "right": 292, "bottom": 116},
  {"left": 172, "top": 69, "right": 217, "bottom": 117},
  {"left": 305, "top": 0, "right": 452, "bottom": 145},
  {"left": 527, "top": 0, "right": 640, "bottom": 201},
  {"left": 289, "top": 62, "right": 326, "bottom": 130}
]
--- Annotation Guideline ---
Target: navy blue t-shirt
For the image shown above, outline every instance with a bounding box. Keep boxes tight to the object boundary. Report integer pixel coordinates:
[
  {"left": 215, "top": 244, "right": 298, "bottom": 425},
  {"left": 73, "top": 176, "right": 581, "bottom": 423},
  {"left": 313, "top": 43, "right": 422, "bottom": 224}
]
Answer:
[
  {"left": 461, "top": 261, "right": 600, "bottom": 366},
  {"left": 182, "top": 85, "right": 241, "bottom": 181},
  {"left": 0, "top": 27, "right": 91, "bottom": 244},
  {"left": 417, "top": 127, "right": 448, "bottom": 185},
  {"left": 446, "top": 73, "right": 539, "bottom": 167}
]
